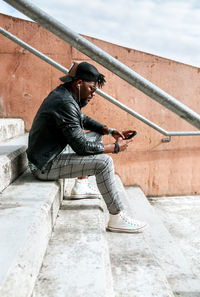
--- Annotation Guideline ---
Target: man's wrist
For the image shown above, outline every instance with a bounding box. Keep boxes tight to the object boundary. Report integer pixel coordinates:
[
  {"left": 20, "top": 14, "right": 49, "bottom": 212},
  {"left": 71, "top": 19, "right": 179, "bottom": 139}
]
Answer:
[
  {"left": 108, "top": 128, "right": 115, "bottom": 136},
  {"left": 113, "top": 142, "right": 120, "bottom": 154},
  {"left": 102, "top": 126, "right": 109, "bottom": 135}
]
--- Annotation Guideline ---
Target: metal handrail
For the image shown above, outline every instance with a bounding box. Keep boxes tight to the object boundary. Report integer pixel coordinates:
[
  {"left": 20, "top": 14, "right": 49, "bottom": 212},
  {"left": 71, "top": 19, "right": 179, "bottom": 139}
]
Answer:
[
  {"left": 1, "top": 26, "right": 200, "bottom": 140},
  {"left": 0, "top": 27, "right": 68, "bottom": 74},
  {"left": 3, "top": 0, "right": 200, "bottom": 131},
  {"left": 0, "top": 27, "right": 164, "bottom": 136}
]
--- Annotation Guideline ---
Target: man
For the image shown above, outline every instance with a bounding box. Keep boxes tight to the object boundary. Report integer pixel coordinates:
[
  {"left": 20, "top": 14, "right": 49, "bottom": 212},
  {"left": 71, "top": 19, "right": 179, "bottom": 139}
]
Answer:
[{"left": 27, "top": 61, "right": 147, "bottom": 233}]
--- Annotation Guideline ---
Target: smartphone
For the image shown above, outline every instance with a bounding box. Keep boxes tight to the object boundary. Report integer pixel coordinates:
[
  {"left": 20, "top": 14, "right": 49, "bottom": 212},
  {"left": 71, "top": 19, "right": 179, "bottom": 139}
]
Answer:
[{"left": 126, "top": 131, "right": 137, "bottom": 139}]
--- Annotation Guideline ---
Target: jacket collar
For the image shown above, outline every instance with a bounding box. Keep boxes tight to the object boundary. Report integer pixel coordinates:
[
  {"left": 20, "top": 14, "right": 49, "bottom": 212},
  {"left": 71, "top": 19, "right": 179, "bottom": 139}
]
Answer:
[{"left": 62, "top": 84, "right": 81, "bottom": 108}]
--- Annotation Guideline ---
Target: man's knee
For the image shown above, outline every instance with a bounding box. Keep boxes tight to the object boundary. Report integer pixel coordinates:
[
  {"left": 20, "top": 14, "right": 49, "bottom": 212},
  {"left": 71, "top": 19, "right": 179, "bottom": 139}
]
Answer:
[{"left": 96, "top": 154, "right": 114, "bottom": 173}]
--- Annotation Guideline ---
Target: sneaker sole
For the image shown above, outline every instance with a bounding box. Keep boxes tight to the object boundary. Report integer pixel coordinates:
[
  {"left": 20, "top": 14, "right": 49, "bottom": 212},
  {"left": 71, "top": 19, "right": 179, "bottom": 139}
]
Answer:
[
  {"left": 69, "top": 194, "right": 101, "bottom": 200},
  {"left": 106, "top": 224, "right": 148, "bottom": 233}
]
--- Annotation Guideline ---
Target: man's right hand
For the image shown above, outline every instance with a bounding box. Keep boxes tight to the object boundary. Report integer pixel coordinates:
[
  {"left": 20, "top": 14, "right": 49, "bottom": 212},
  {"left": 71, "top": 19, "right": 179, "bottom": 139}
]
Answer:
[
  {"left": 117, "top": 137, "right": 133, "bottom": 152},
  {"left": 103, "top": 136, "right": 134, "bottom": 154}
]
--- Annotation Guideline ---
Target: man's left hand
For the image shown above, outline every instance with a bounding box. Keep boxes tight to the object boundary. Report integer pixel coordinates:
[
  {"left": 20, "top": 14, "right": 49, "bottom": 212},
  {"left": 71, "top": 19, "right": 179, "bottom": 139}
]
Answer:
[
  {"left": 122, "top": 130, "right": 137, "bottom": 139},
  {"left": 112, "top": 129, "right": 125, "bottom": 140}
]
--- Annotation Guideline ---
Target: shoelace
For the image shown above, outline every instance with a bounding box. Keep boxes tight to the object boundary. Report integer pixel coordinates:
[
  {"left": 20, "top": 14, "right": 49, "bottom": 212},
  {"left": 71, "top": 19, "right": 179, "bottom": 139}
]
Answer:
[
  {"left": 88, "top": 184, "right": 99, "bottom": 193},
  {"left": 120, "top": 212, "right": 143, "bottom": 227}
]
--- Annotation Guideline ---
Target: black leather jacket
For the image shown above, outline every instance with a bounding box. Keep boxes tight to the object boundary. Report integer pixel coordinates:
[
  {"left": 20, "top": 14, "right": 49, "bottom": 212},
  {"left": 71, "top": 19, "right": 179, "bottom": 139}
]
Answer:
[{"left": 26, "top": 84, "right": 105, "bottom": 170}]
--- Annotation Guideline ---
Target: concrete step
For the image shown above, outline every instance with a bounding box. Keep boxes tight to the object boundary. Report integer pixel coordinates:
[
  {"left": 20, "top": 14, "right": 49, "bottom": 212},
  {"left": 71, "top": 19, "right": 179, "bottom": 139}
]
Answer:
[
  {"left": 0, "top": 134, "right": 28, "bottom": 192},
  {"left": 0, "top": 169, "right": 63, "bottom": 297},
  {"left": 32, "top": 195, "right": 114, "bottom": 297},
  {"left": 0, "top": 118, "right": 25, "bottom": 142},
  {"left": 34, "top": 175, "right": 177, "bottom": 297},
  {"left": 125, "top": 186, "right": 200, "bottom": 297},
  {"left": 107, "top": 176, "right": 175, "bottom": 297},
  {"left": 149, "top": 195, "right": 200, "bottom": 283}
]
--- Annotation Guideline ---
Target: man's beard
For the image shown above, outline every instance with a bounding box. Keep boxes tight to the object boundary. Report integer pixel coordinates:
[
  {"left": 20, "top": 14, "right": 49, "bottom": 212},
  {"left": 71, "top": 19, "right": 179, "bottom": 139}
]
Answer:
[{"left": 80, "top": 98, "right": 88, "bottom": 108}]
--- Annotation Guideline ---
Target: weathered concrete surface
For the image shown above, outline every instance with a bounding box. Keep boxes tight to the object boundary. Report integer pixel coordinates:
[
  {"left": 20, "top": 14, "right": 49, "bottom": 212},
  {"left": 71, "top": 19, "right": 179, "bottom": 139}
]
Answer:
[
  {"left": 0, "top": 134, "right": 28, "bottom": 192},
  {"left": 0, "top": 118, "right": 25, "bottom": 141},
  {"left": 126, "top": 187, "right": 200, "bottom": 296},
  {"left": 32, "top": 198, "right": 114, "bottom": 297},
  {"left": 149, "top": 195, "right": 200, "bottom": 296},
  {"left": 108, "top": 233, "right": 174, "bottom": 297},
  {"left": 107, "top": 176, "right": 174, "bottom": 297},
  {"left": 0, "top": 170, "right": 63, "bottom": 297}
]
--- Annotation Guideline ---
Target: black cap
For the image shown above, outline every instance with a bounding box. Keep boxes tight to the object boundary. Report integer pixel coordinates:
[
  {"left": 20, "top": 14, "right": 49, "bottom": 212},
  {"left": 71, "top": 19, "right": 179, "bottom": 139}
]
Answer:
[{"left": 60, "top": 62, "right": 106, "bottom": 88}]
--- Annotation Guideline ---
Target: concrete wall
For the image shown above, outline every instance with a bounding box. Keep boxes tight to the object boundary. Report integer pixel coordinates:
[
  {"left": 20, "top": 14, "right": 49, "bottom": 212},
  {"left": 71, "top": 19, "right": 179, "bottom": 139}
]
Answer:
[
  {"left": 1, "top": 13, "right": 200, "bottom": 196},
  {"left": 0, "top": 14, "right": 72, "bottom": 128}
]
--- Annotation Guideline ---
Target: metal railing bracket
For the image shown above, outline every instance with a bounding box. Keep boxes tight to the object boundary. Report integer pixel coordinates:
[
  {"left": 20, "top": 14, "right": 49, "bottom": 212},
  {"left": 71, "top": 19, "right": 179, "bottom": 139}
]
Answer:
[{"left": 162, "top": 136, "right": 171, "bottom": 143}]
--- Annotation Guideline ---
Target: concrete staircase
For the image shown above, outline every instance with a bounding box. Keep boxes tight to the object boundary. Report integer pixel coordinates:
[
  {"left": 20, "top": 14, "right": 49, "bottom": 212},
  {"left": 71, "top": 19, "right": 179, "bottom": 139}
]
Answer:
[
  {"left": 125, "top": 186, "right": 200, "bottom": 297},
  {"left": 0, "top": 118, "right": 28, "bottom": 193},
  {"left": 32, "top": 177, "right": 200, "bottom": 297},
  {"left": 1, "top": 119, "right": 200, "bottom": 297},
  {"left": 0, "top": 119, "right": 63, "bottom": 297}
]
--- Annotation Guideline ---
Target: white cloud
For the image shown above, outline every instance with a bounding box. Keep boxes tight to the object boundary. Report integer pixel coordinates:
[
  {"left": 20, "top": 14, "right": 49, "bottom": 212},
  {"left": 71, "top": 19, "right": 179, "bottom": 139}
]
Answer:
[
  {"left": 0, "top": 1, "right": 29, "bottom": 20},
  {"left": 1, "top": 0, "right": 200, "bottom": 66}
]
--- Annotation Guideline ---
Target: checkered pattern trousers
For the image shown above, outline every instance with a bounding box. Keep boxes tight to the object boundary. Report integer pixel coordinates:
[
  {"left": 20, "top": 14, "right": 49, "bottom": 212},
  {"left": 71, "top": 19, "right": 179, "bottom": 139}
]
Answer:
[{"left": 32, "top": 133, "right": 124, "bottom": 214}]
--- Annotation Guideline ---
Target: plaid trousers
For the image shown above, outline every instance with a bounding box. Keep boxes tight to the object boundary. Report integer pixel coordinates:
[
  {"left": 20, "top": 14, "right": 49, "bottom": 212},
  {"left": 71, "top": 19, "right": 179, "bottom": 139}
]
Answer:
[{"left": 32, "top": 132, "right": 124, "bottom": 214}]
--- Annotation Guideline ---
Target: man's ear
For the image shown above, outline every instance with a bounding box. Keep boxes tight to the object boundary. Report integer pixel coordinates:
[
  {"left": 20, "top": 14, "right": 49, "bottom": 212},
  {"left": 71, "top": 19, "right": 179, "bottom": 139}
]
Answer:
[{"left": 75, "top": 79, "right": 82, "bottom": 88}]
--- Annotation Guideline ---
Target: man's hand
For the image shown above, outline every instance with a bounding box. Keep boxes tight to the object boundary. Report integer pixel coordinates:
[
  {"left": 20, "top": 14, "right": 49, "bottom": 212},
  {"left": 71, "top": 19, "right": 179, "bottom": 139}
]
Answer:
[
  {"left": 117, "top": 136, "right": 133, "bottom": 152},
  {"left": 103, "top": 134, "right": 135, "bottom": 154},
  {"left": 103, "top": 127, "right": 137, "bottom": 154},
  {"left": 122, "top": 130, "right": 137, "bottom": 139},
  {"left": 112, "top": 129, "right": 125, "bottom": 140},
  {"left": 110, "top": 129, "right": 137, "bottom": 141}
]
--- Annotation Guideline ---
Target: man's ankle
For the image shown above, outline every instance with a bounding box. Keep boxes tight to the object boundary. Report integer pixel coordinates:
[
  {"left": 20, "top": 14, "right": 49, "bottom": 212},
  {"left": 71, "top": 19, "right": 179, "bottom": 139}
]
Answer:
[{"left": 110, "top": 211, "right": 120, "bottom": 215}]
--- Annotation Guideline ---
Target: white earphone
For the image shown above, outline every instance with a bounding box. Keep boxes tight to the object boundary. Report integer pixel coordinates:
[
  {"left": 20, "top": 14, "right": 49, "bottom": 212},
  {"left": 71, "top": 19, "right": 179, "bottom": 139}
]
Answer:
[{"left": 78, "top": 84, "right": 81, "bottom": 101}]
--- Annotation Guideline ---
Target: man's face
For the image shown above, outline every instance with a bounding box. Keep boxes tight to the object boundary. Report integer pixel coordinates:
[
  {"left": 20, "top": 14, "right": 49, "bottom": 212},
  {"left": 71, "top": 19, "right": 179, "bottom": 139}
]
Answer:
[{"left": 80, "top": 81, "right": 97, "bottom": 107}]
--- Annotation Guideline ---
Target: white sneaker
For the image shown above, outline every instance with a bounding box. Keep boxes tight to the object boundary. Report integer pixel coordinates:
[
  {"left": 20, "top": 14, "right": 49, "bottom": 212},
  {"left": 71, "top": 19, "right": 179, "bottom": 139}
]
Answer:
[
  {"left": 107, "top": 211, "right": 148, "bottom": 233},
  {"left": 70, "top": 179, "right": 101, "bottom": 199}
]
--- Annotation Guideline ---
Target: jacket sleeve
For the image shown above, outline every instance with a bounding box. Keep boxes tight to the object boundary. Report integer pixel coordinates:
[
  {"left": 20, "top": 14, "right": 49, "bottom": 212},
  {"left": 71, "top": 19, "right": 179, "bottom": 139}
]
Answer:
[
  {"left": 82, "top": 114, "right": 105, "bottom": 134},
  {"left": 52, "top": 100, "right": 104, "bottom": 155}
]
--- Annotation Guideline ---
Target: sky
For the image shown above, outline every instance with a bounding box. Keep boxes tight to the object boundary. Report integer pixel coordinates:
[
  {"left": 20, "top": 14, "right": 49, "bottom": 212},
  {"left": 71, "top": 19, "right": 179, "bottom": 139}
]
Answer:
[{"left": 1, "top": 0, "right": 200, "bottom": 67}]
